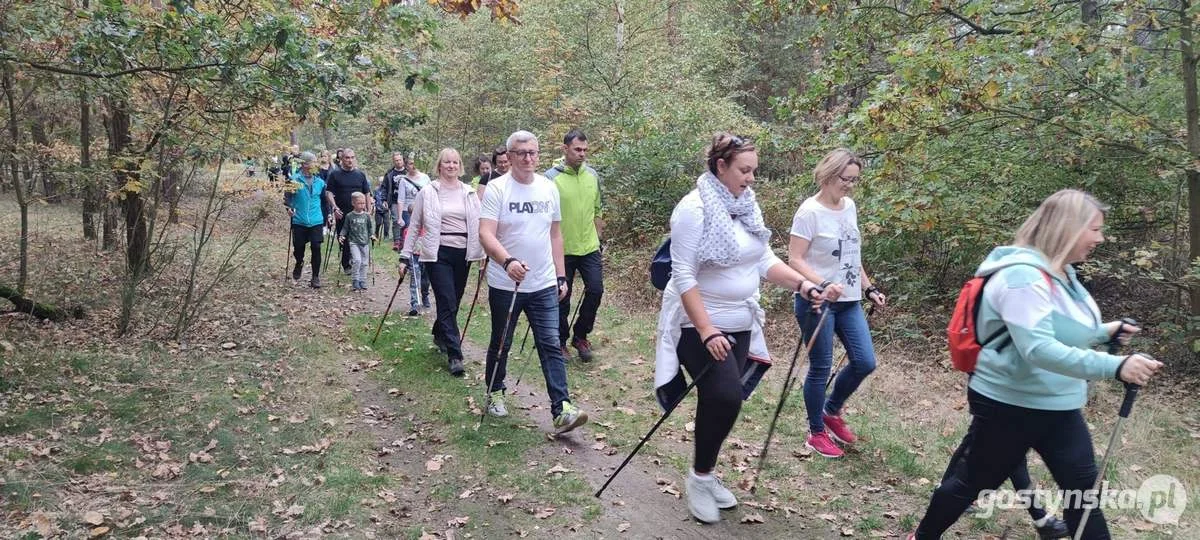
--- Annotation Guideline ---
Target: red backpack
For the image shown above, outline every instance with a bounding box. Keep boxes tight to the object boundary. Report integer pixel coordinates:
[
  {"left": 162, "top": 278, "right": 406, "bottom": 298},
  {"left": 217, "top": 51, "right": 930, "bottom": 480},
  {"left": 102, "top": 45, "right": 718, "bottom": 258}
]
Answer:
[{"left": 948, "top": 266, "right": 1053, "bottom": 373}]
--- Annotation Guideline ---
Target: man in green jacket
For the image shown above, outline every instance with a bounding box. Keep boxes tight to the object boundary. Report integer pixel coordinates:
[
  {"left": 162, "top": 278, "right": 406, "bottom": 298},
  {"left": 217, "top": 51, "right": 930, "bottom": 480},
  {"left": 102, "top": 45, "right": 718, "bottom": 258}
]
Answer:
[{"left": 545, "top": 129, "right": 603, "bottom": 362}]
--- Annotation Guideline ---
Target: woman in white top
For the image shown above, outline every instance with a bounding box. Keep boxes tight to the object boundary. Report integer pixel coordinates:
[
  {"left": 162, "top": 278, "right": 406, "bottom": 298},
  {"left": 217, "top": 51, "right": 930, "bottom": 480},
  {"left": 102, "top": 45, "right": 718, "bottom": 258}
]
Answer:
[
  {"left": 400, "top": 148, "right": 484, "bottom": 377},
  {"left": 787, "top": 148, "right": 886, "bottom": 459},
  {"left": 655, "top": 132, "right": 826, "bottom": 525}
]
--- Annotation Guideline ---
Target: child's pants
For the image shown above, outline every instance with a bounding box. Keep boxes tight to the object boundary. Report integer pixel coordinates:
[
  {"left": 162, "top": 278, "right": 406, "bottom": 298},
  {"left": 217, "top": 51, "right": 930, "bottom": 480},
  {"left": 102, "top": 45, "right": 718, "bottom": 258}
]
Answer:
[{"left": 350, "top": 243, "right": 369, "bottom": 285}]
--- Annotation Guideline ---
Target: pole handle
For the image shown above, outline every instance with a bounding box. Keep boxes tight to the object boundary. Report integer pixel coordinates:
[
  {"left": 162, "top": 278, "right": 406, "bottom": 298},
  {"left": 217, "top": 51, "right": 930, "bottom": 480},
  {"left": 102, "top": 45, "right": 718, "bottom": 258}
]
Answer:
[{"left": 1106, "top": 318, "right": 1140, "bottom": 418}]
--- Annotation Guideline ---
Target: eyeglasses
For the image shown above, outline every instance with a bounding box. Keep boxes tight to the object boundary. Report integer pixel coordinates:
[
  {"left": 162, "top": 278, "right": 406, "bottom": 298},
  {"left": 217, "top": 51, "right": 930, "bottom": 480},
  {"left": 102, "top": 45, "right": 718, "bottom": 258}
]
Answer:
[
  {"left": 512, "top": 150, "right": 539, "bottom": 159},
  {"left": 730, "top": 135, "right": 746, "bottom": 147},
  {"left": 838, "top": 175, "right": 860, "bottom": 184}
]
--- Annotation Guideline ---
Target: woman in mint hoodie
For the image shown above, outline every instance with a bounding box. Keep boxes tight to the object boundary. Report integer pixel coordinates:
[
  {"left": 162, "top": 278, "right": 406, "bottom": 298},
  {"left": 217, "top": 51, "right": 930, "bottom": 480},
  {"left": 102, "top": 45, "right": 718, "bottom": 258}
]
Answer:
[{"left": 911, "top": 190, "right": 1162, "bottom": 540}]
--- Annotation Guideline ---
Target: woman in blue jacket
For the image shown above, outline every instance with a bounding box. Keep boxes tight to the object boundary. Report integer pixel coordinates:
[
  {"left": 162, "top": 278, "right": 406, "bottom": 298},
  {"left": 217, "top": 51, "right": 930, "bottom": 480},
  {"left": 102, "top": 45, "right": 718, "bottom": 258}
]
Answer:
[
  {"left": 911, "top": 189, "right": 1162, "bottom": 539},
  {"left": 284, "top": 152, "right": 331, "bottom": 288}
]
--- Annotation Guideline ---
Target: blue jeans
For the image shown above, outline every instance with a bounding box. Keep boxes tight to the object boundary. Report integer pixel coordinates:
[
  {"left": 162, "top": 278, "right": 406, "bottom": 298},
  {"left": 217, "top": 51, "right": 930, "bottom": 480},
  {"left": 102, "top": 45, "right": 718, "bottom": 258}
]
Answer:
[
  {"left": 485, "top": 285, "right": 571, "bottom": 417},
  {"left": 795, "top": 297, "right": 877, "bottom": 434}
]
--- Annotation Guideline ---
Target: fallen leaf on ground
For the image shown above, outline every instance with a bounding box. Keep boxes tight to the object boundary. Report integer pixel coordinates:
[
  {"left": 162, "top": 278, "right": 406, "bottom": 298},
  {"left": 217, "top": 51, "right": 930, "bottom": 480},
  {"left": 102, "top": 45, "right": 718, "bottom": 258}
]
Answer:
[
  {"left": 89, "top": 526, "right": 110, "bottom": 538},
  {"left": 82, "top": 511, "right": 104, "bottom": 525},
  {"left": 617, "top": 522, "right": 630, "bottom": 532},
  {"left": 533, "top": 507, "right": 556, "bottom": 519},
  {"left": 458, "top": 489, "right": 474, "bottom": 499},
  {"left": 741, "top": 513, "right": 765, "bottom": 524},
  {"left": 497, "top": 493, "right": 514, "bottom": 503},
  {"left": 546, "top": 463, "right": 572, "bottom": 475},
  {"left": 841, "top": 527, "right": 855, "bottom": 536},
  {"left": 447, "top": 516, "right": 469, "bottom": 528}
]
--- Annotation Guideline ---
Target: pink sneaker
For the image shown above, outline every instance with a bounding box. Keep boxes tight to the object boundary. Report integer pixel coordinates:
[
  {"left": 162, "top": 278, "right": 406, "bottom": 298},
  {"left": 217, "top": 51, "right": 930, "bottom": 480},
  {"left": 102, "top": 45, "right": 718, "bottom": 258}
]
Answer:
[
  {"left": 805, "top": 431, "right": 843, "bottom": 458},
  {"left": 823, "top": 413, "right": 858, "bottom": 445}
]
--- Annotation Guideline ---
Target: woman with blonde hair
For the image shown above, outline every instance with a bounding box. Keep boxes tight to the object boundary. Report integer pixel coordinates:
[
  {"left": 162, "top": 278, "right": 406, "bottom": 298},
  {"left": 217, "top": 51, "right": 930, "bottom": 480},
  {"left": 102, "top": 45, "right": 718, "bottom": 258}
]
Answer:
[
  {"left": 400, "top": 148, "right": 484, "bottom": 377},
  {"left": 910, "top": 189, "right": 1162, "bottom": 539},
  {"left": 786, "top": 148, "right": 885, "bottom": 458}
]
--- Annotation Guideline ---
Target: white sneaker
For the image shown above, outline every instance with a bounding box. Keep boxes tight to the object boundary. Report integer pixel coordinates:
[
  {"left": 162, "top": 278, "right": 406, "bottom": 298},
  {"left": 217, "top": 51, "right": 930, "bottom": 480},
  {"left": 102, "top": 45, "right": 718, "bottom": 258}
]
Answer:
[
  {"left": 709, "top": 474, "right": 737, "bottom": 509},
  {"left": 685, "top": 470, "right": 721, "bottom": 523},
  {"left": 486, "top": 391, "right": 508, "bottom": 417}
]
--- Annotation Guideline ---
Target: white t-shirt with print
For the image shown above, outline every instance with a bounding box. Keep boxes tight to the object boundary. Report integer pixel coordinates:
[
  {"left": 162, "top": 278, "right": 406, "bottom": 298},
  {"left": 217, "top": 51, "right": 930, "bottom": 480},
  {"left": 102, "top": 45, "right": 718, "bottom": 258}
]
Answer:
[
  {"left": 480, "top": 173, "right": 561, "bottom": 292},
  {"left": 789, "top": 196, "right": 863, "bottom": 302}
]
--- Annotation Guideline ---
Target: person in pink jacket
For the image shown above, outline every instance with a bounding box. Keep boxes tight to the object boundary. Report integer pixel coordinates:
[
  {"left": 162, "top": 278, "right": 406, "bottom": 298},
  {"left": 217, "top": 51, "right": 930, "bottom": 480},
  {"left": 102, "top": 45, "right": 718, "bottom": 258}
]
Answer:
[{"left": 400, "top": 148, "right": 484, "bottom": 377}]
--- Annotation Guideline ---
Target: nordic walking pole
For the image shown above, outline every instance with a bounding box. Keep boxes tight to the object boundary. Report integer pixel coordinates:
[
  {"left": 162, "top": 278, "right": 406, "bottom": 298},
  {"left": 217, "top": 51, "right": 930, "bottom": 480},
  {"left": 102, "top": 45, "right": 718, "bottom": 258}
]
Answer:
[
  {"left": 369, "top": 238, "right": 375, "bottom": 287},
  {"left": 322, "top": 222, "right": 334, "bottom": 277},
  {"left": 826, "top": 304, "right": 875, "bottom": 391},
  {"left": 594, "top": 344, "right": 727, "bottom": 499},
  {"left": 747, "top": 289, "right": 832, "bottom": 494},
  {"left": 283, "top": 226, "right": 292, "bottom": 280},
  {"left": 477, "top": 279, "right": 522, "bottom": 430},
  {"left": 460, "top": 260, "right": 488, "bottom": 343},
  {"left": 371, "top": 265, "right": 409, "bottom": 344},
  {"left": 1075, "top": 318, "right": 1141, "bottom": 540}
]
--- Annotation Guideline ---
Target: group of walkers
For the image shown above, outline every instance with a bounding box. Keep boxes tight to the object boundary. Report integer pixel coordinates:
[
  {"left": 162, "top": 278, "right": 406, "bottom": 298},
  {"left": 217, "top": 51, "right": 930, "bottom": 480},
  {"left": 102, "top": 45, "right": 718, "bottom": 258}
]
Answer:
[
  {"left": 282, "top": 129, "right": 605, "bottom": 435},
  {"left": 282, "top": 127, "right": 1162, "bottom": 539}
]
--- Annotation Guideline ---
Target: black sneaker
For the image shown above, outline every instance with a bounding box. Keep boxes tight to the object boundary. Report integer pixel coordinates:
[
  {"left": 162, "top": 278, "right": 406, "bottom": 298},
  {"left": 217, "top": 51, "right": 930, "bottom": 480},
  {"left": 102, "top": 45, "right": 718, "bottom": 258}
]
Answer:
[
  {"left": 406, "top": 309, "right": 419, "bottom": 317},
  {"left": 448, "top": 357, "right": 464, "bottom": 377},
  {"left": 1035, "top": 516, "right": 1070, "bottom": 539},
  {"left": 292, "top": 263, "right": 302, "bottom": 280},
  {"left": 310, "top": 278, "right": 322, "bottom": 289},
  {"left": 343, "top": 266, "right": 352, "bottom": 276}
]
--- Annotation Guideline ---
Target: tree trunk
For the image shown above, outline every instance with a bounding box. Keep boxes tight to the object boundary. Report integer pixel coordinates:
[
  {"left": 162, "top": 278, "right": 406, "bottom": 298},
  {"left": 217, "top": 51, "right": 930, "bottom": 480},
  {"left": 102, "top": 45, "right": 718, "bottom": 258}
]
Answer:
[
  {"left": 666, "top": 0, "right": 680, "bottom": 48},
  {"left": 1081, "top": 0, "right": 1099, "bottom": 24},
  {"left": 162, "top": 152, "right": 182, "bottom": 224},
  {"left": 30, "top": 109, "right": 60, "bottom": 203},
  {"left": 81, "top": 92, "right": 98, "bottom": 240},
  {"left": 1181, "top": 0, "right": 1200, "bottom": 319},
  {"left": 103, "top": 98, "right": 148, "bottom": 276},
  {"left": 2, "top": 68, "right": 28, "bottom": 296}
]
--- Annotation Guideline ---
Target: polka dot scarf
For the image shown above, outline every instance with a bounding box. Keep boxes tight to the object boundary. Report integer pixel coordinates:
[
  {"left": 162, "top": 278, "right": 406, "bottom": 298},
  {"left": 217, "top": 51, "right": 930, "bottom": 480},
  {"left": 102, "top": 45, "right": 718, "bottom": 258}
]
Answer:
[{"left": 696, "top": 171, "right": 771, "bottom": 268}]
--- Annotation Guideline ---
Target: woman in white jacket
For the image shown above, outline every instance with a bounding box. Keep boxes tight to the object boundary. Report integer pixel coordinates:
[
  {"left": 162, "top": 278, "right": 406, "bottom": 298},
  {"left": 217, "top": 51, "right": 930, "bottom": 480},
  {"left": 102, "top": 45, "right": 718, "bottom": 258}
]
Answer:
[
  {"left": 400, "top": 148, "right": 484, "bottom": 377},
  {"left": 655, "top": 132, "right": 828, "bottom": 524}
]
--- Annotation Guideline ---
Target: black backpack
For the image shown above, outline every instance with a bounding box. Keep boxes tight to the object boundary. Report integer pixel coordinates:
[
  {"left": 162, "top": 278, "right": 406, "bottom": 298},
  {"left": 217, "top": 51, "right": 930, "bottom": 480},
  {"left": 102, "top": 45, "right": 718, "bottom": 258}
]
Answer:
[{"left": 649, "top": 238, "right": 672, "bottom": 290}]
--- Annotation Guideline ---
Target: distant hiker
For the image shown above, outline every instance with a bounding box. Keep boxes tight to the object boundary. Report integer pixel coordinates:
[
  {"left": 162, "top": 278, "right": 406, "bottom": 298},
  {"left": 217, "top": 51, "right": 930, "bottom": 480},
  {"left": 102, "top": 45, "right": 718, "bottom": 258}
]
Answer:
[
  {"left": 786, "top": 148, "right": 886, "bottom": 459},
  {"left": 545, "top": 129, "right": 604, "bottom": 362},
  {"left": 374, "top": 179, "right": 391, "bottom": 240},
  {"left": 910, "top": 189, "right": 1162, "bottom": 540},
  {"left": 399, "top": 148, "right": 484, "bottom": 377},
  {"left": 654, "top": 132, "right": 826, "bottom": 524},
  {"left": 479, "top": 130, "right": 588, "bottom": 434},
  {"left": 381, "top": 152, "right": 406, "bottom": 251},
  {"left": 283, "top": 152, "right": 331, "bottom": 288},
  {"left": 397, "top": 154, "right": 432, "bottom": 313},
  {"left": 338, "top": 192, "right": 376, "bottom": 291},
  {"left": 471, "top": 154, "right": 493, "bottom": 191},
  {"left": 476, "top": 145, "right": 510, "bottom": 202},
  {"left": 324, "top": 148, "right": 373, "bottom": 275}
]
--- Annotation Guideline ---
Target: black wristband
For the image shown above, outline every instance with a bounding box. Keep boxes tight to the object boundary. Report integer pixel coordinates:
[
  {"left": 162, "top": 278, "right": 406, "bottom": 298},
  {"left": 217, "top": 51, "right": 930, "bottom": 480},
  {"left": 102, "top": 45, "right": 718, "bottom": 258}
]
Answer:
[
  {"left": 819, "top": 280, "right": 832, "bottom": 290},
  {"left": 703, "top": 333, "right": 726, "bottom": 347},
  {"left": 502, "top": 257, "right": 519, "bottom": 270},
  {"left": 865, "top": 285, "right": 881, "bottom": 296},
  {"left": 1115, "top": 355, "right": 1130, "bottom": 382},
  {"left": 557, "top": 276, "right": 568, "bottom": 287}
]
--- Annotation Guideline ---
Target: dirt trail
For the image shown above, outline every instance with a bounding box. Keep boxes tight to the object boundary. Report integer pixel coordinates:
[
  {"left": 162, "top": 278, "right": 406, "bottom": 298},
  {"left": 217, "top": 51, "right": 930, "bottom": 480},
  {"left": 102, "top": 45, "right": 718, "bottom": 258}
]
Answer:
[{"left": 339, "top": 267, "right": 840, "bottom": 539}]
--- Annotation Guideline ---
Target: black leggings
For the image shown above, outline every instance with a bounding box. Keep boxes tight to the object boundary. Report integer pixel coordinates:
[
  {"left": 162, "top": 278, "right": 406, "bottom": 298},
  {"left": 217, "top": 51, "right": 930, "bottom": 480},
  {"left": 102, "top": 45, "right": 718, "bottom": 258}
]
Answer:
[
  {"left": 423, "top": 246, "right": 470, "bottom": 361},
  {"left": 678, "top": 328, "right": 750, "bottom": 473},
  {"left": 916, "top": 390, "right": 1107, "bottom": 539},
  {"left": 940, "top": 423, "right": 1047, "bottom": 521},
  {"left": 291, "top": 224, "right": 323, "bottom": 278}
]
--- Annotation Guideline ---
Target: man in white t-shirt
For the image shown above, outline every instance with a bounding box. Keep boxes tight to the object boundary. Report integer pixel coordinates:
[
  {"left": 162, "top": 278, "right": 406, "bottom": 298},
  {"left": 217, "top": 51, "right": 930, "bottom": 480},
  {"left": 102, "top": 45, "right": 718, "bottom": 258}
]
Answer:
[{"left": 478, "top": 130, "right": 588, "bottom": 434}]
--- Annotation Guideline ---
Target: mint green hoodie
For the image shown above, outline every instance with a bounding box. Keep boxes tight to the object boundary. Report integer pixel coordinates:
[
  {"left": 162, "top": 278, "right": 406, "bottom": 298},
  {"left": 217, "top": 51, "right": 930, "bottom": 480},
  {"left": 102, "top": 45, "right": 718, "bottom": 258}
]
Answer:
[{"left": 968, "top": 246, "right": 1122, "bottom": 411}]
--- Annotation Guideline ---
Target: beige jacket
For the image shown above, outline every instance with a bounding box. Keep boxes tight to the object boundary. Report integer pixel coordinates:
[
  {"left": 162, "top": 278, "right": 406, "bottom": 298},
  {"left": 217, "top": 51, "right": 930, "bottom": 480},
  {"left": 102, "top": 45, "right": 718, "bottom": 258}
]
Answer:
[{"left": 401, "top": 179, "right": 484, "bottom": 262}]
